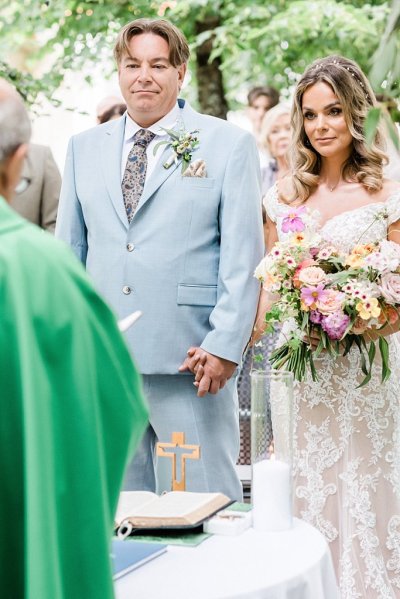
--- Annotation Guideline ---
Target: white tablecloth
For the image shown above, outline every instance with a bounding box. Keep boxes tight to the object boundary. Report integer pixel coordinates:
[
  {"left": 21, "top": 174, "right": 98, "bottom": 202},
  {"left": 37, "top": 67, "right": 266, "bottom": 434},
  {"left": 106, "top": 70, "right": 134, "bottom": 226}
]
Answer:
[{"left": 115, "top": 518, "right": 339, "bottom": 599}]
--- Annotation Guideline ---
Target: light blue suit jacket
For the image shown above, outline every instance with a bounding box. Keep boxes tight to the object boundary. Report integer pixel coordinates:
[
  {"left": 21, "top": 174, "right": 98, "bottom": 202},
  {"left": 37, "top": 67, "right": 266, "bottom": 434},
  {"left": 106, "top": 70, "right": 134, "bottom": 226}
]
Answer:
[{"left": 56, "top": 101, "right": 264, "bottom": 374}]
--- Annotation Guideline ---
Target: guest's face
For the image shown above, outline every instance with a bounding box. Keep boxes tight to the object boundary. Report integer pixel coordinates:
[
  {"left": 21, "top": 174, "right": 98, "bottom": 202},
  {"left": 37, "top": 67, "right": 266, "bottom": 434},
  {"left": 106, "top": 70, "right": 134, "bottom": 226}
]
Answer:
[
  {"left": 301, "top": 81, "right": 352, "bottom": 160},
  {"left": 118, "top": 33, "right": 186, "bottom": 127},
  {"left": 268, "top": 113, "right": 291, "bottom": 159},
  {"left": 249, "top": 95, "right": 271, "bottom": 131}
]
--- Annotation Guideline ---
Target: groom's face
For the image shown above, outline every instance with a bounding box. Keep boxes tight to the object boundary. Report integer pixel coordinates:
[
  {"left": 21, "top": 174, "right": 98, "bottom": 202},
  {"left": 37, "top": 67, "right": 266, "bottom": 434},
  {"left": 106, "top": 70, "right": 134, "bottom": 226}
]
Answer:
[{"left": 118, "top": 33, "right": 186, "bottom": 128}]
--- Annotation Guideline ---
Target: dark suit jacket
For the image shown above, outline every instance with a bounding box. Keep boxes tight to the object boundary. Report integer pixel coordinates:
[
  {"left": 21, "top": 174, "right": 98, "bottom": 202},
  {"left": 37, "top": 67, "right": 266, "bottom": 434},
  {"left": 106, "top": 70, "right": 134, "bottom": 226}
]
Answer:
[{"left": 11, "top": 144, "right": 61, "bottom": 233}]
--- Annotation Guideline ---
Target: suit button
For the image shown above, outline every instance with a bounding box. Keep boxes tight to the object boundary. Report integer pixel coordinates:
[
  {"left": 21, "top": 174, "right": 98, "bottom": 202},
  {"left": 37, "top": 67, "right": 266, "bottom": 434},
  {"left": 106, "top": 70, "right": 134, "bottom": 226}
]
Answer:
[
  {"left": 126, "top": 243, "right": 135, "bottom": 252},
  {"left": 122, "top": 286, "right": 131, "bottom": 295}
]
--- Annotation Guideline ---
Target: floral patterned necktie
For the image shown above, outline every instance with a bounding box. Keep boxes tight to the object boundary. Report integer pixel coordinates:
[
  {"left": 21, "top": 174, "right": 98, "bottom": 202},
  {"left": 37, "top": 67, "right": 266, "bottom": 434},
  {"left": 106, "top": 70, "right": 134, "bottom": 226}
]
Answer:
[{"left": 122, "top": 128, "right": 155, "bottom": 222}]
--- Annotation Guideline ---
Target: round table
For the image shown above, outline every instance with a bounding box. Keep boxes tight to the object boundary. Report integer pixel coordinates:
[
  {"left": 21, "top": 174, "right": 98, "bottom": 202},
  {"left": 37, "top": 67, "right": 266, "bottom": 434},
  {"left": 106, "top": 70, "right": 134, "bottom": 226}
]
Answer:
[{"left": 115, "top": 519, "right": 339, "bottom": 599}]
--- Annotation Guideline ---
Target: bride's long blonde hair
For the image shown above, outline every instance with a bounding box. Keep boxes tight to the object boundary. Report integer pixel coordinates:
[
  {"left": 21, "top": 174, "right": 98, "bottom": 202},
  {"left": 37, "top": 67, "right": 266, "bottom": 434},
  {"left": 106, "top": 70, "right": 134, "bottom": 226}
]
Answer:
[{"left": 288, "top": 55, "right": 387, "bottom": 204}]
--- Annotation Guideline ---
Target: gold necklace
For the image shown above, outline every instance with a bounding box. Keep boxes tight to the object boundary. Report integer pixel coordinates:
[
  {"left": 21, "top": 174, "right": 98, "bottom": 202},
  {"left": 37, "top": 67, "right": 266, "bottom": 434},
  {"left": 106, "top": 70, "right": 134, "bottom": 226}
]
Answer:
[{"left": 328, "top": 179, "right": 341, "bottom": 192}]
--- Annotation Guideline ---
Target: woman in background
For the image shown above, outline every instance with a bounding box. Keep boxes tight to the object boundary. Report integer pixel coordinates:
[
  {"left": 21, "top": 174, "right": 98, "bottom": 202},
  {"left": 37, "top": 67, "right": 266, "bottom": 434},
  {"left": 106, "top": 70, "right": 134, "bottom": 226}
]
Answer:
[{"left": 260, "top": 103, "right": 291, "bottom": 195}]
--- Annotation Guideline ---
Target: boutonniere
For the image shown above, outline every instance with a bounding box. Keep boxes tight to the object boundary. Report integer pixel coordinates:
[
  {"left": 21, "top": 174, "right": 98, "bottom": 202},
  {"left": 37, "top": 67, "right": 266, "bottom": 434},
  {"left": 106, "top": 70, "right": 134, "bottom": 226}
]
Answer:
[{"left": 154, "top": 127, "right": 200, "bottom": 174}]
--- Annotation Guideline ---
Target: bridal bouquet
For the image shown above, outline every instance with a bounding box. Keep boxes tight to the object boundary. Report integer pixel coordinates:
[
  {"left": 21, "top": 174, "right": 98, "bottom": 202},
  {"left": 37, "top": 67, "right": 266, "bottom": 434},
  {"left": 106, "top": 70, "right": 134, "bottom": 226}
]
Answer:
[{"left": 255, "top": 206, "right": 400, "bottom": 385}]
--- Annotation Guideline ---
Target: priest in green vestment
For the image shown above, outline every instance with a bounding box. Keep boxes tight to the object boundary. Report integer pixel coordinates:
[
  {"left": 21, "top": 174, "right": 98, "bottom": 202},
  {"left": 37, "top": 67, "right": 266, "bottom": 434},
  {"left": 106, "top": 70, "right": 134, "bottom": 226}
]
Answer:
[{"left": 0, "top": 80, "right": 149, "bottom": 598}]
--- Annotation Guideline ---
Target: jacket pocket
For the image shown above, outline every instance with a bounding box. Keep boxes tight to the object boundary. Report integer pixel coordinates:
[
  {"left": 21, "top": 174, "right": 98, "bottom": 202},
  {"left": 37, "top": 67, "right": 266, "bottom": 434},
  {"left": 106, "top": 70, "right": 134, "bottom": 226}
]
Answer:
[
  {"left": 179, "top": 177, "right": 215, "bottom": 189},
  {"left": 177, "top": 284, "right": 217, "bottom": 306}
]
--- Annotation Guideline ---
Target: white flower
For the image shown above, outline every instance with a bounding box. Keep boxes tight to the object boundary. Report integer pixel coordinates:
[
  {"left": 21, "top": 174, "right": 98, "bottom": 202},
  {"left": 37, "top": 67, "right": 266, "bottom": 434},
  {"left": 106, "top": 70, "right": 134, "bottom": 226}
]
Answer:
[
  {"left": 364, "top": 240, "right": 400, "bottom": 273},
  {"left": 271, "top": 247, "right": 283, "bottom": 259},
  {"left": 254, "top": 256, "right": 278, "bottom": 289},
  {"left": 351, "top": 281, "right": 380, "bottom": 299},
  {"left": 286, "top": 255, "right": 296, "bottom": 267},
  {"left": 380, "top": 272, "right": 400, "bottom": 304},
  {"left": 283, "top": 317, "right": 302, "bottom": 339},
  {"left": 377, "top": 239, "right": 400, "bottom": 271}
]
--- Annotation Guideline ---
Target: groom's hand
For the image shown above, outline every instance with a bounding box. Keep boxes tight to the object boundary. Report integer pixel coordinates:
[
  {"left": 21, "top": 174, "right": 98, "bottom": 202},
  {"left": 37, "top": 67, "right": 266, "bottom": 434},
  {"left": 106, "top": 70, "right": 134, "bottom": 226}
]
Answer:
[
  {"left": 179, "top": 347, "right": 237, "bottom": 397},
  {"left": 179, "top": 347, "right": 207, "bottom": 375}
]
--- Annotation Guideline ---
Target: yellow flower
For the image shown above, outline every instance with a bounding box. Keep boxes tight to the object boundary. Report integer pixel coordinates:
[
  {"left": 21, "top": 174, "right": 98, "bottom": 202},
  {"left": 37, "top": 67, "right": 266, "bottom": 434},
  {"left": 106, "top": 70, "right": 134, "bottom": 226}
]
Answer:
[
  {"left": 345, "top": 243, "right": 376, "bottom": 268},
  {"left": 356, "top": 297, "right": 381, "bottom": 320},
  {"left": 352, "top": 244, "right": 371, "bottom": 256},
  {"left": 300, "top": 300, "right": 310, "bottom": 312},
  {"left": 291, "top": 232, "right": 306, "bottom": 245},
  {"left": 345, "top": 254, "right": 364, "bottom": 268},
  {"left": 262, "top": 272, "right": 277, "bottom": 290}
]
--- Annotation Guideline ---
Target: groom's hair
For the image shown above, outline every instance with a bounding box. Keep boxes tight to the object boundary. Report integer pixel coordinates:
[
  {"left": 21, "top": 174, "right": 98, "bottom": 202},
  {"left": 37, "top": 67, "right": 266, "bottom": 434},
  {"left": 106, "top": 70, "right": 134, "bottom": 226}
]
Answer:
[{"left": 114, "top": 18, "right": 190, "bottom": 67}]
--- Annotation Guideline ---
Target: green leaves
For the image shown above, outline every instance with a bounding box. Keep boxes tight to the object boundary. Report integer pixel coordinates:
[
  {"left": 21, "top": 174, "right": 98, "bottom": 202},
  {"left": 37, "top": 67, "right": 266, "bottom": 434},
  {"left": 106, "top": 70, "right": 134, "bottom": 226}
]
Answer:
[
  {"left": 379, "top": 336, "right": 391, "bottom": 382},
  {"left": 370, "top": 0, "right": 400, "bottom": 93},
  {"left": 365, "top": 107, "right": 382, "bottom": 147},
  {"left": 1, "top": 0, "right": 394, "bottom": 112},
  {"left": 270, "top": 333, "right": 392, "bottom": 388}
]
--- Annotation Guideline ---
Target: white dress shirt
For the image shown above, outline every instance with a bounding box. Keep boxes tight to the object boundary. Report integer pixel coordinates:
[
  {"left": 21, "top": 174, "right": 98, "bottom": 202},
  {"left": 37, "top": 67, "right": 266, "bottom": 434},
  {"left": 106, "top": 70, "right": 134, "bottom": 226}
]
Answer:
[{"left": 121, "top": 104, "right": 180, "bottom": 182}]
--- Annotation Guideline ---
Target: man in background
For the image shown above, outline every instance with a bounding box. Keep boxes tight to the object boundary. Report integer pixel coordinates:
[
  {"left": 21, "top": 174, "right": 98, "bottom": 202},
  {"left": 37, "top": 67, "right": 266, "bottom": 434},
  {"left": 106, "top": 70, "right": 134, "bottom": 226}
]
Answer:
[
  {"left": 0, "top": 78, "right": 148, "bottom": 599},
  {"left": 247, "top": 85, "right": 280, "bottom": 168},
  {"left": 11, "top": 142, "right": 60, "bottom": 232},
  {"left": 96, "top": 94, "right": 125, "bottom": 123}
]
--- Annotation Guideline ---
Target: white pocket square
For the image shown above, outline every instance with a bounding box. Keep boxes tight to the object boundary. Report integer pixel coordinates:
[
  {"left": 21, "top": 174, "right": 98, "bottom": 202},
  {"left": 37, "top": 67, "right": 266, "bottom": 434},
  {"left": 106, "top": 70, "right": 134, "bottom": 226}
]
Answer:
[{"left": 182, "top": 159, "right": 207, "bottom": 178}]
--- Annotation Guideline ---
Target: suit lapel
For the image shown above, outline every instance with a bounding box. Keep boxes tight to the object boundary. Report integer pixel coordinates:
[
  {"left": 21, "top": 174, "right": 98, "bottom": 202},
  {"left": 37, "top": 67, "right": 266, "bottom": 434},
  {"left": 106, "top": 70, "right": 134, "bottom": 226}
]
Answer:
[
  {"left": 134, "top": 101, "right": 200, "bottom": 217},
  {"left": 134, "top": 144, "right": 180, "bottom": 215},
  {"left": 100, "top": 116, "right": 128, "bottom": 229}
]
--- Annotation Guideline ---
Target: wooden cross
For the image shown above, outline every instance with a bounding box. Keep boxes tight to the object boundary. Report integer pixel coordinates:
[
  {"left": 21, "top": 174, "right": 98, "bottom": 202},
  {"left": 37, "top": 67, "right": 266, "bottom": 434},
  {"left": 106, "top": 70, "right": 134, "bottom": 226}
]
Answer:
[{"left": 156, "top": 432, "right": 200, "bottom": 491}]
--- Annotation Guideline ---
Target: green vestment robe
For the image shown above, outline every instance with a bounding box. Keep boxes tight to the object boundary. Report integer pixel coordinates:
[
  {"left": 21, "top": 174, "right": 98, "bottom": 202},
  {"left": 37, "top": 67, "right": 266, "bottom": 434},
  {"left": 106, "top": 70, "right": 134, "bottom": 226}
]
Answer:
[{"left": 0, "top": 196, "right": 148, "bottom": 598}]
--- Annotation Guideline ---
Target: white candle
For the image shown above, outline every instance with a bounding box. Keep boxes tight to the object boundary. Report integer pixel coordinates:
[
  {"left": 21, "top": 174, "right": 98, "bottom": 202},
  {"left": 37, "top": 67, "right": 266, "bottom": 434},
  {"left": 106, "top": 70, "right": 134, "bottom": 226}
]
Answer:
[{"left": 252, "top": 458, "right": 292, "bottom": 532}]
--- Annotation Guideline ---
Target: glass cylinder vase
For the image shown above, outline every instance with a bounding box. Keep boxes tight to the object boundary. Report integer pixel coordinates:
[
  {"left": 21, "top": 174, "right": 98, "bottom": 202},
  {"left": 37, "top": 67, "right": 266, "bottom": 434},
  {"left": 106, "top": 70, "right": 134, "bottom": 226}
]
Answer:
[{"left": 250, "top": 370, "right": 294, "bottom": 532}]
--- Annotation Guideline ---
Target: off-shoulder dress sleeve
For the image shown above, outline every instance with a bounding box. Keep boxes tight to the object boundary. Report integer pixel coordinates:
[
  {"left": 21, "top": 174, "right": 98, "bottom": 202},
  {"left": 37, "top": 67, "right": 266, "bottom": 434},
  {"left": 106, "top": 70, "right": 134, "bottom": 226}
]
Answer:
[
  {"left": 386, "top": 190, "right": 400, "bottom": 225},
  {"left": 262, "top": 183, "right": 279, "bottom": 223}
]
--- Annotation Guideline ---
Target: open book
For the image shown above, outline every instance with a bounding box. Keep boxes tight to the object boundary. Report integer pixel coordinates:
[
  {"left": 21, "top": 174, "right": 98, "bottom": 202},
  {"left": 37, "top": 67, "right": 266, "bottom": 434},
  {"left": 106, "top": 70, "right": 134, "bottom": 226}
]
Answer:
[{"left": 115, "top": 491, "right": 233, "bottom": 530}]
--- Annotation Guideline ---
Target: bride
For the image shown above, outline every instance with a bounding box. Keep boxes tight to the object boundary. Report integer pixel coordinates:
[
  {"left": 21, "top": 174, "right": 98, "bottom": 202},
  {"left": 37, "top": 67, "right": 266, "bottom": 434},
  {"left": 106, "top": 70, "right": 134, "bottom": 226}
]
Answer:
[{"left": 256, "top": 55, "right": 400, "bottom": 598}]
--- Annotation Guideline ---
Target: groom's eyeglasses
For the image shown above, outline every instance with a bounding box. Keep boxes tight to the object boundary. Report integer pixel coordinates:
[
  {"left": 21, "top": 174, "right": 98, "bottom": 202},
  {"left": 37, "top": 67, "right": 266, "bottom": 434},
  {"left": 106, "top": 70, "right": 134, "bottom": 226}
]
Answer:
[{"left": 15, "top": 176, "right": 31, "bottom": 194}]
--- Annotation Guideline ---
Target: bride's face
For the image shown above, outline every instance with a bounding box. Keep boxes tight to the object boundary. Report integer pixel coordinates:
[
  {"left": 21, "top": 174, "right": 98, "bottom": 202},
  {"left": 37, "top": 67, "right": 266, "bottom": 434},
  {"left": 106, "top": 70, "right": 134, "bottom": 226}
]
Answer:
[{"left": 301, "top": 81, "right": 352, "bottom": 160}]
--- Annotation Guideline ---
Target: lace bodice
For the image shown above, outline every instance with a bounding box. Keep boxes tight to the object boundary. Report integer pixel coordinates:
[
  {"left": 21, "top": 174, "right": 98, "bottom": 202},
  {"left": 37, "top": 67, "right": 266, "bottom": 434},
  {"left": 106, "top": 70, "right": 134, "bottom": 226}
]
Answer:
[{"left": 264, "top": 184, "right": 400, "bottom": 251}]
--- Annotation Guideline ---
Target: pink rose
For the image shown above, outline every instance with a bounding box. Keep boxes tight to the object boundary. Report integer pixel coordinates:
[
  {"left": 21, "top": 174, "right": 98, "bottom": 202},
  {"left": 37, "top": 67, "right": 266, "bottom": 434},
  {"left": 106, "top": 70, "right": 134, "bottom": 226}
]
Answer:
[
  {"left": 298, "top": 266, "right": 327, "bottom": 287},
  {"left": 378, "top": 305, "right": 399, "bottom": 326},
  {"left": 317, "top": 290, "right": 345, "bottom": 315},
  {"left": 380, "top": 273, "right": 400, "bottom": 304},
  {"left": 293, "top": 259, "right": 316, "bottom": 288}
]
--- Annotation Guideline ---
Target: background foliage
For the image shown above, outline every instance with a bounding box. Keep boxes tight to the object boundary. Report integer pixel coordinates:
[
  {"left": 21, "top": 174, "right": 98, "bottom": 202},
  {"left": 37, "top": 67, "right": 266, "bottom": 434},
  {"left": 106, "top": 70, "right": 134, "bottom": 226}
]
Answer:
[{"left": 0, "top": 0, "right": 398, "bottom": 117}]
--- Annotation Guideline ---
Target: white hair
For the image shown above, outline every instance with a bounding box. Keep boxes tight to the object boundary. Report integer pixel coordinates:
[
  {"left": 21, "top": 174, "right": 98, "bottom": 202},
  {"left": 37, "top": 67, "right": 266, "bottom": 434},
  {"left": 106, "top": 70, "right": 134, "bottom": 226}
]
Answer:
[
  {"left": 260, "top": 102, "right": 291, "bottom": 153},
  {"left": 0, "top": 93, "right": 31, "bottom": 164}
]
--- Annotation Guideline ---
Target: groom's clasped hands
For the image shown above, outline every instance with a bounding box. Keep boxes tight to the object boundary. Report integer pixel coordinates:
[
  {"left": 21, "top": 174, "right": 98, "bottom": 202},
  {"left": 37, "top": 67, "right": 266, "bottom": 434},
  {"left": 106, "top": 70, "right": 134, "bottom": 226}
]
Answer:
[{"left": 179, "top": 348, "right": 237, "bottom": 397}]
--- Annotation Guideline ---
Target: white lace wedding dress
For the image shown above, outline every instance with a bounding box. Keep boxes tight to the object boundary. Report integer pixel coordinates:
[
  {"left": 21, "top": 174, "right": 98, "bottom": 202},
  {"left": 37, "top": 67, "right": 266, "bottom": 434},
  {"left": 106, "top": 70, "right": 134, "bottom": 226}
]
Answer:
[{"left": 265, "top": 185, "right": 400, "bottom": 599}]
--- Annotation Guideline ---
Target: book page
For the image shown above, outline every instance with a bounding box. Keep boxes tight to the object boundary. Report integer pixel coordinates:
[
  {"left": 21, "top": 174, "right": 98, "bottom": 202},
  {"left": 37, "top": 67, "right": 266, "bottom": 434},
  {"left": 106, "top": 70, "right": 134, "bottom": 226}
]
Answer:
[
  {"left": 115, "top": 491, "right": 156, "bottom": 525},
  {"left": 133, "top": 492, "right": 227, "bottom": 518}
]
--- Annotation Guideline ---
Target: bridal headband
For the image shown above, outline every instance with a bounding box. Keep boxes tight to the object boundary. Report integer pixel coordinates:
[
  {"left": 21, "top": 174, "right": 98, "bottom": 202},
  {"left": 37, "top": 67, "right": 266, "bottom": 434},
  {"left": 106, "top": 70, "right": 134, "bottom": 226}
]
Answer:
[{"left": 311, "top": 59, "right": 371, "bottom": 102}]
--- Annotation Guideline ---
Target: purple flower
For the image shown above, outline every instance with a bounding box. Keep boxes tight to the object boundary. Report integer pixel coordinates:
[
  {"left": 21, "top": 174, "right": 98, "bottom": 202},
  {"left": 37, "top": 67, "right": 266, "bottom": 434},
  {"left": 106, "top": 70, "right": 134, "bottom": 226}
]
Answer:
[
  {"left": 321, "top": 310, "right": 350, "bottom": 340},
  {"left": 301, "top": 284, "right": 328, "bottom": 308},
  {"left": 281, "top": 206, "right": 306, "bottom": 233},
  {"left": 310, "top": 310, "right": 323, "bottom": 324}
]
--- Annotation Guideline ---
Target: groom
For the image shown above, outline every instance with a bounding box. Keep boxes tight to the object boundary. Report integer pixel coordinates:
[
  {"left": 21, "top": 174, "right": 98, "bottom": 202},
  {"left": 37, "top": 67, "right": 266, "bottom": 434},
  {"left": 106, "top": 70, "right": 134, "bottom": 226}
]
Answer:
[{"left": 56, "top": 18, "right": 263, "bottom": 501}]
